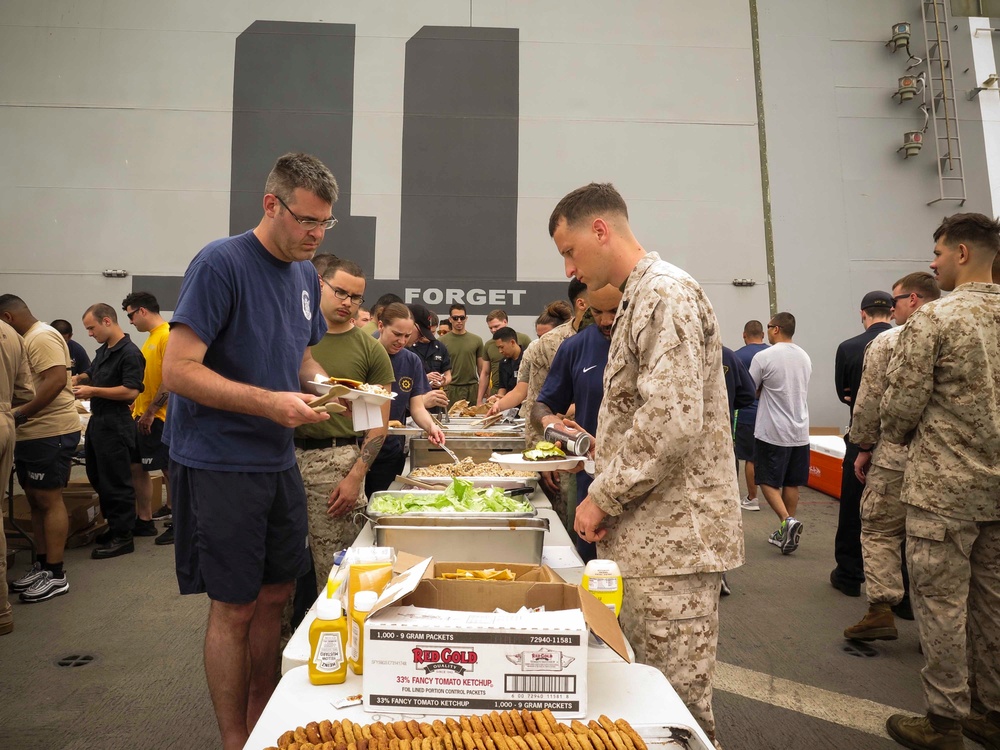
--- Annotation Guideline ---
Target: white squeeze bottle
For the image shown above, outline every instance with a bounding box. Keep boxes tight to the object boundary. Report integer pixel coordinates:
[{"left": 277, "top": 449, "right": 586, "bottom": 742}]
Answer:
[
  {"left": 309, "top": 596, "right": 348, "bottom": 685},
  {"left": 582, "top": 559, "right": 624, "bottom": 617},
  {"left": 349, "top": 590, "right": 379, "bottom": 675}
]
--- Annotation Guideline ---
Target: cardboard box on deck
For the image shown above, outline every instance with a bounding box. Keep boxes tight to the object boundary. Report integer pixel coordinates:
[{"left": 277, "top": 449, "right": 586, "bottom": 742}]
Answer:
[
  {"left": 363, "top": 557, "right": 628, "bottom": 717},
  {"left": 4, "top": 485, "right": 106, "bottom": 549}
]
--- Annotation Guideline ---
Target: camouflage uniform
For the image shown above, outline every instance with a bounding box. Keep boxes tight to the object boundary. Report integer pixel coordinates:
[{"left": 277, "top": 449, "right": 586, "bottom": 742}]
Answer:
[
  {"left": 296, "top": 444, "right": 367, "bottom": 596},
  {"left": 881, "top": 282, "right": 1000, "bottom": 720},
  {"left": 848, "top": 326, "right": 908, "bottom": 605},
  {"left": 588, "top": 252, "right": 745, "bottom": 742}
]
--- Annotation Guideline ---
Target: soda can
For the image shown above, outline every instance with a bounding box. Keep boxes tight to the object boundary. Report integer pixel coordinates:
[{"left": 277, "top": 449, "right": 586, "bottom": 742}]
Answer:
[{"left": 543, "top": 423, "right": 592, "bottom": 457}]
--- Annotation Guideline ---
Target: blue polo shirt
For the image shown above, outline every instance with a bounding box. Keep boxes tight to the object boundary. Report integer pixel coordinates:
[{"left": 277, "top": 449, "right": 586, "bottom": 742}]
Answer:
[
  {"left": 166, "top": 230, "right": 326, "bottom": 472},
  {"left": 384, "top": 346, "right": 430, "bottom": 455},
  {"left": 734, "top": 342, "right": 769, "bottom": 426}
]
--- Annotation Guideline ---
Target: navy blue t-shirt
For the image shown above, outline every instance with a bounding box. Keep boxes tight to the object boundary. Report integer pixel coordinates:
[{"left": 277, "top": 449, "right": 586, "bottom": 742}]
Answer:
[
  {"left": 735, "top": 342, "right": 769, "bottom": 425},
  {"left": 384, "top": 346, "right": 430, "bottom": 455},
  {"left": 166, "top": 230, "right": 326, "bottom": 472}
]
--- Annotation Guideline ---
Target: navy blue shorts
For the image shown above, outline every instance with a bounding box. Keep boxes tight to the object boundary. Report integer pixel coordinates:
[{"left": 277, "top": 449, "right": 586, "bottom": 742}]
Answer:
[
  {"left": 170, "top": 463, "right": 311, "bottom": 604},
  {"left": 15, "top": 431, "right": 81, "bottom": 489},
  {"left": 754, "top": 439, "right": 810, "bottom": 489},
  {"left": 734, "top": 422, "right": 755, "bottom": 462},
  {"left": 136, "top": 417, "right": 169, "bottom": 472}
]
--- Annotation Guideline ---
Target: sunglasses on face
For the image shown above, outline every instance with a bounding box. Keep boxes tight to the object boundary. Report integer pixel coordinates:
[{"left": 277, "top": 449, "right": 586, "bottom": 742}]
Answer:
[{"left": 451, "top": 315, "right": 467, "bottom": 322}]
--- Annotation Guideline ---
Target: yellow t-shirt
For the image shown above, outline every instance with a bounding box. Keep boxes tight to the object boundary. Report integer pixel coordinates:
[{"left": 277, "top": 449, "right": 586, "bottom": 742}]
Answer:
[
  {"left": 132, "top": 322, "right": 169, "bottom": 421},
  {"left": 18, "top": 322, "right": 81, "bottom": 441}
]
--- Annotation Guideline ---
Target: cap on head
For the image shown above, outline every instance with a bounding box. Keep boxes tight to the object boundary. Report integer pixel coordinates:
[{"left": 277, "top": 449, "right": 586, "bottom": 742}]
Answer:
[{"left": 860, "top": 291, "right": 894, "bottom": 311}]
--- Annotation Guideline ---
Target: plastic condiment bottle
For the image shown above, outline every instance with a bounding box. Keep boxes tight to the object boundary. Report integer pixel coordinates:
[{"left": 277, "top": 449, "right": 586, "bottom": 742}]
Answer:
[
  {"left": 582, "top": 559, "right": 624, "bottom": 617},
  {"left": 349, "top": 590, "right": 379, "bottom": 675},
  {"left": 309, "top": 596, "right": 348, "bottom": 685}
]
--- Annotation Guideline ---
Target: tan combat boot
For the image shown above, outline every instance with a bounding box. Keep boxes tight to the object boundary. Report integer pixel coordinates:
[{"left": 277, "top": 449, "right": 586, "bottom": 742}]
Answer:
[
  {"left": 844, "top": 602, "right": 898, "bottom": 641},
  {"left": 961, "top": 709, "right": 1000, "bottom": 749},
  {"left": 886, "top": 713, "right": 966, "bottom": 749}
]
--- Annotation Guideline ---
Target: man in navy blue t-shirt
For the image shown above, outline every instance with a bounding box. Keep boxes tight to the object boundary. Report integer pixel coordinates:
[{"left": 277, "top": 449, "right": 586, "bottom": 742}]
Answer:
[
  {"left": 162, "top": 153, "right": 337, "bottom": 750},
  {"left": 734, "top": 320, "right": 770, "bottom": 511},
  {"left": 533, "top": 284, "right": 623, "bottom": 562}
]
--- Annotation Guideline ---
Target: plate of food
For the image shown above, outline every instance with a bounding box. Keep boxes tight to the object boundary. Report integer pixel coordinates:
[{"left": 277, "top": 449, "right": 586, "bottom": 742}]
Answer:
[
  {"left": 490, "top": 441, "right": 586, "bottom": 471},
  {"left": 310, "top": 377, "right": 395, "bottom": 403}
]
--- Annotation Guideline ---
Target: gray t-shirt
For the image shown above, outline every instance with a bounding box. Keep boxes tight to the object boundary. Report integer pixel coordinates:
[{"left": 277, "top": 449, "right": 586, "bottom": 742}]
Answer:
[{"left": 749, "top": 342, "right": 812, "bottom": 446}]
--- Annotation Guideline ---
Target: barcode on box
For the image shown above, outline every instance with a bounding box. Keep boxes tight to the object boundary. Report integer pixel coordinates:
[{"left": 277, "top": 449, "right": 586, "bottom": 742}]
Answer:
[{"left": 505, "top": 674, "right": 576, "bottom": 694}]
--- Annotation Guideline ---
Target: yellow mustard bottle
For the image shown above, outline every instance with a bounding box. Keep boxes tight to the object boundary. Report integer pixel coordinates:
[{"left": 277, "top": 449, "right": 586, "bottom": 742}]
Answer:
[
  {"left": 309, "top": 596, "right": 348, "bottom": 685},
  {"left": 349, "top": 590, "right": 379, "bottom": 675},
  {"left": 582, "top": 559, "right": 624, "bottom": 617}
]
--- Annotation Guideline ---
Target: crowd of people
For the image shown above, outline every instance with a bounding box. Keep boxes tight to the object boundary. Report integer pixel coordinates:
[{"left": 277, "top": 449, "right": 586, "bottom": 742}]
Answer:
[{"left": 1, "top": 152, "right": 998, "bottom": 750}]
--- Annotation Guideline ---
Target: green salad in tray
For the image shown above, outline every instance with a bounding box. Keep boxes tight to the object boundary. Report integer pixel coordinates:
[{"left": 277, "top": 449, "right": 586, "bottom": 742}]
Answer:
[{"left": 368, "top": 478, "right": 532, "bottom": 515}]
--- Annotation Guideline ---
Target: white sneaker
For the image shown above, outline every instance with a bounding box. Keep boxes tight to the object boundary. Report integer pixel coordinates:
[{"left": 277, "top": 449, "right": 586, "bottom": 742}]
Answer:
[{"left": 740, "top": 495, "right": 760, "bottom": 511}]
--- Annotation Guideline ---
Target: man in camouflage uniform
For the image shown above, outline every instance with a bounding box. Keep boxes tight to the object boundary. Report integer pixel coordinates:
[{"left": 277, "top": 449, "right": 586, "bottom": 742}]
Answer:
[
  {"left": 882, "top": 213, "right": 1000, "bottom": 750},
  {"left": 844, "top": 272, "right": 939, "bottom": 642},
  {"left": 550, "top": 183, "right": 744, "bottom": 746}
]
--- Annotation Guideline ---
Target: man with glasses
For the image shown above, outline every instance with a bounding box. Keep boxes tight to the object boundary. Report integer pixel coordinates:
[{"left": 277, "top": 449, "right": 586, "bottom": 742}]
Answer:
[
  {"left": 294, "top": 254, "right": 393, "bottom": 607},
  {"left": 440, "top": 303, "right": 488, "bottom": 406},
  {"left": 843, "top": 272, "right": 939, "bottom": 642},
  {"left": 161, "top": 153, "right": 334, "bottom": 750},
  {"left": 748, "top": 313, "right": 812, "bottom": 555},
  {"left": 122, "top": 291, "right": 173, "bottom": 544},
  {"left": 830, "top": 291, "right": 895, "bottom": 597}
]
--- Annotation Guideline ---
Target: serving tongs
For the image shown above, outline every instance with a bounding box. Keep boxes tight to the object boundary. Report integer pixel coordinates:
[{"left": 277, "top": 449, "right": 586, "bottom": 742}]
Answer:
[
  {"left": 469, "top": 412, "right": 505, "bottom": 429},
  {"left": 394, "top": 475, "right": 449, "bottom": 490}
]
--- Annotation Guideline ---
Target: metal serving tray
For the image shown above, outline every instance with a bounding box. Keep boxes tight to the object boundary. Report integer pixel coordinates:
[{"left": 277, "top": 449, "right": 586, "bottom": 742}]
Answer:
[
  {"left": 366, "top": 490, "right": 537, "bottom": 522},
  {"left": 372, "top": 515, "right": 549, "bottom": 564},
  {"left": 410, "top": 437, "right": 527, "bottom": 469},
  {"left": 404, "top": 475, "right": 539, "bottom": 489}
]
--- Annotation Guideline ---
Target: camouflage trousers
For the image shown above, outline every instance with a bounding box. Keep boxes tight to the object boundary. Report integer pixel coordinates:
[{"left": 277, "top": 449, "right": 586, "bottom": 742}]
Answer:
[
  {"left": 296, "top": 444, "right": 366, "bottom": 597},
  {"left": 619, "top": 572, "right": 723, "bottom": 746},
  {"left": 860, "top": 465, "right": 906, "bottom": 605},
  {"left": 906, "top": 505, "right": 1000, "bottom": 719}
]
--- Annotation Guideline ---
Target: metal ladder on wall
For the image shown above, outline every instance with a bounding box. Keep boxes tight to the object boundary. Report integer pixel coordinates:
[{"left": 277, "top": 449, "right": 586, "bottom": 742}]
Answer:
[{"left": 922, "top": 0, "right": 967, "bottom": 205}]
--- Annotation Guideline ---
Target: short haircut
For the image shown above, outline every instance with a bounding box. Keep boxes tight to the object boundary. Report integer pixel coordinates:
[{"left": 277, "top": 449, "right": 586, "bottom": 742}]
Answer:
[
  {"left": 449, "top": 303, "right": 467, "bottom": 315},
  {"left": 51, "top": 319, "right": 73, "bottom": 336},
  {"left": 314, "top": 255, "right": 365, "bottom": 281},
  {"left": 568, "top": 278, "right": 588, "bottom": 304},
  {"left": 549, "top": 182, "right": 629, "bottom": 237},
  {"left": 486, "top": 309, "right": 508, "bottom": 323},
  {"left": 84, "top": 303, "right": 118, "bottom": 324},
  {"left": 0, "top": 294, "right": 27, "bottom": 314},
  {"left": 743, "top": 320, "right": 764, "bottom": 338},
  {"left": 862, "top": 304, "right": 893, "bottom": 320},
  {"left": 373, "top": 292, "right": 403, "bottom": 311},
  {"left": 379, "top": 302, "right": 412, "bottom": 326},
  {"left": 770, "top": 312, "right": 795, "bottom": 337},
  {"left": 537, "top": 300, "right": 572, "bottom": 328},
  {"left": 264, "top": 152, "right": 339, "bottom": 205},
  {"left": 439, "top": 319, "right": 452, "bottom": 330},
  {"left": 933, "top": 212, "right": 1000, "bottom": 257},
  {"left": 492, "top": 326, "right": 517, "bottom": 343},
  {"left": 893, "top": 271, "right": 941, "bottom": 302},
  {"left": 122, "top": 291, "right": 160, "bottom": 314},
  {"left": 356, "top": 306, "right": 369, "bottom": 315}
]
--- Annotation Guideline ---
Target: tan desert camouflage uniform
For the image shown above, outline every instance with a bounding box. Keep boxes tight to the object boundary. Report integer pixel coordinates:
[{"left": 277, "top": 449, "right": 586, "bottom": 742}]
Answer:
[
  {"left": 881, "top": 282, "right": 1000, "bottom": 720},
  {"left": 296, "top": 444, "right": 366, "bottom": 596},
  {"left": 588, "top": 252, "right": 744, "bottom": 743},
  {"left": 848, "top": 326, "right": 908, "bottom": 605}
]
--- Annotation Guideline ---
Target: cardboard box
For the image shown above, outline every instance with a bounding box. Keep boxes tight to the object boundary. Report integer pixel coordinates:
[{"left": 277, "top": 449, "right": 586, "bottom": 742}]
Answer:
[
  {"left": 363, "top": 557, "right": 628, "bottom": 717},
  {"left": 428, "top": 561, "right": 563, "bottom": 584},
  {"left": 4, "top": 487, "right": 105, "bottom": 549}
]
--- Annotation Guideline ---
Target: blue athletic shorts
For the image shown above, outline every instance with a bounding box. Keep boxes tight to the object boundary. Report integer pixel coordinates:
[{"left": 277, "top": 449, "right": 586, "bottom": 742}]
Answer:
[
  {"left": 170, "top": 462, "right": 311, "bottom": 604},
  {"left": 754, "top": 439, "right": 810, "bottom": 489},
  {"left": 14, "top": 431, "right": 80, "bottom": 489}
]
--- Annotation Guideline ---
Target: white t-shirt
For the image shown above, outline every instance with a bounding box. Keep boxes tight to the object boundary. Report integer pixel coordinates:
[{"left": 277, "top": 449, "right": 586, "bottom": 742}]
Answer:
[{"left": 749, "top": 342, "right": 812, "bottom": 447}]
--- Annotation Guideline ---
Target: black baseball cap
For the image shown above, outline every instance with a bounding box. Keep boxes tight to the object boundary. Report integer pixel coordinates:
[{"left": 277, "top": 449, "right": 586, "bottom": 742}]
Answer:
[
  {"left": 861, "top": 291, "right": 894, "bottom": 310},
  {"left": 407, "top": 303, "right": 436, "bottom": 340}
]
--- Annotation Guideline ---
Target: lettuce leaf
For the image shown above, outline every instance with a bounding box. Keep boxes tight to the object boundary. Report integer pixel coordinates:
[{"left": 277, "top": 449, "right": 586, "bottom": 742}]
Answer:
[{"left": 369, "top": 480, "right": 532, "bottom": 514}]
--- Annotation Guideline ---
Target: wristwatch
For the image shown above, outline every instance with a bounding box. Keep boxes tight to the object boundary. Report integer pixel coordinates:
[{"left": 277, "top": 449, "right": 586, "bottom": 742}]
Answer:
[{"left": 13, "top": 411, "right": 27, "bottom": 427}]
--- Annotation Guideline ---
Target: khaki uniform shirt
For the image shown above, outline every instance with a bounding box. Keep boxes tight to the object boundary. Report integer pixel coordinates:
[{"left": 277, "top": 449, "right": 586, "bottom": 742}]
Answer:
[
  {"left": 848, "top": 326, "right": 907, "bottom": 472},
  {"left": 517, "top": 321, "right": 576, "bottom": 446},
  {"left": 589, "top": 252, "right": 744, "bottom": 577},
  {"left": 18, "top": 321, "right": 79, "bottom": 440},
  {"left": 881, "top": 282, "right": 1000, "bottom": 520},
  {"left": 0, "top": 321, "right": 34, "bottom": 414}
]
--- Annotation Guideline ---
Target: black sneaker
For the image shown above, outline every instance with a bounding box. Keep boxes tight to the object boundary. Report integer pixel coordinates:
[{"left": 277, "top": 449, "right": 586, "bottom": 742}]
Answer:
[
  {"left": 133, "top": 519, "right": 158, "bottom": 537},
  {"left": 151, "top": 505, "right": 172, "bottom": 522},
  {"left": 155, "top": 525, "right": 174, "bottom": 546},
  {"left": 10, "top": 562, "right": 46, "bottom": 593},
  {"left": 19, "top": 571, "right": 69, "bottom": 603},
  {"left": 91, "top": 535, "right": 135, "bottom": 559}
]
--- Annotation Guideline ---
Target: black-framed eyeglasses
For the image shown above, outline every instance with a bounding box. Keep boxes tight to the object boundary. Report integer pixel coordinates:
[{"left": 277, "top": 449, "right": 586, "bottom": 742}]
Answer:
[
  {"left": 321, "top": 277, "right": 364, "bottom": 305},
  {"left": 451, "top": 315, "right": 467, "bottom": 322},
  {"left": 126, "top": 308, "right": 141, "bottom": 321},
  {"left": 275, "top": 195, "right": 338, "bottom": 231},
  {"left": 892, "top": 293, "right": 923, "bottom": 303},
  {"left": 767, "top": 323, "right": 778, "bottom": 329}
]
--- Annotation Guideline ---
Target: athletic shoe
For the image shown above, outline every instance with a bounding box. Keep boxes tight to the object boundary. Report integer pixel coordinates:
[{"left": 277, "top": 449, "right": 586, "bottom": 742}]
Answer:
[
  {"left": 151, "top": 506, "right": 172, "bottom": 522},
  {"left": 10, "top": 562, "right": 46, "bottom": 593},
  {"left": 740, "top": 496, "right": 760, "bottom": 511},
  {"left": 767, "top": 527, "right": 784, "bottom": 548},
  {"left": 155, "top": 525, "right": 174, "bottom": 546},
  {"left": 781, "top": 517, "right": 803, "bottom": 555},
  {"left": 19, "top": 571, "right": 70, "bottom": 603},
  {"left": 720, "top": 574, "right": 731, "bottom": 596},
  {"left": 133, "top": 518, "right": 158, "bottom": 537}
]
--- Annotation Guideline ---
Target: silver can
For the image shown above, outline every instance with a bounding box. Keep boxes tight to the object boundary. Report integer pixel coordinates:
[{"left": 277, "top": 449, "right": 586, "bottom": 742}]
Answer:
[{"left": 543, "top": 424, "right": 592, "bottom": 457}]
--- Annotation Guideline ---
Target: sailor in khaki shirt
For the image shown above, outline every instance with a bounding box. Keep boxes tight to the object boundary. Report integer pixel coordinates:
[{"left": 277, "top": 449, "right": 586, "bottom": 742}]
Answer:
[
  {"left": 880, "top": 214, "right": 1000, "bottom": 749},
  {"left": 548, "top": 183, "right": 743, "bottom": 747}
]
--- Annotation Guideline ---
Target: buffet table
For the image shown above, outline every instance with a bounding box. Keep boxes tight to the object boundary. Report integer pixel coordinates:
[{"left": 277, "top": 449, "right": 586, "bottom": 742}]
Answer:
[{"left": 245, "top": 663, "right": 713, "bottom": 750}]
